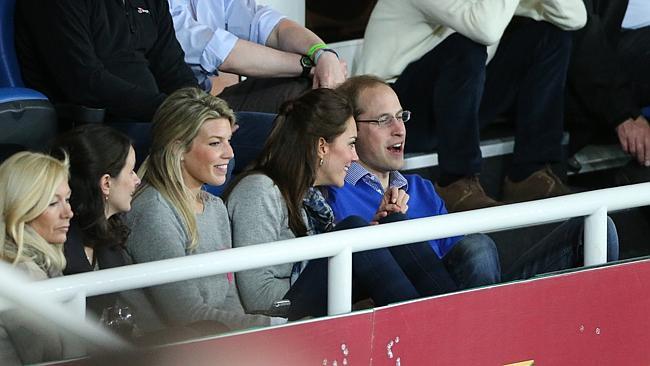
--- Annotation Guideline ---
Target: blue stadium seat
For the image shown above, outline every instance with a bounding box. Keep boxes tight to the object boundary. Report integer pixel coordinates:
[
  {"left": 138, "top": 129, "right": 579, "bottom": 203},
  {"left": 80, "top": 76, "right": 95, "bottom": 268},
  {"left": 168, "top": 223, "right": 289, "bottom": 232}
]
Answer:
[{"left": 0, "top": 0, "right": 57, "bottom": 152}]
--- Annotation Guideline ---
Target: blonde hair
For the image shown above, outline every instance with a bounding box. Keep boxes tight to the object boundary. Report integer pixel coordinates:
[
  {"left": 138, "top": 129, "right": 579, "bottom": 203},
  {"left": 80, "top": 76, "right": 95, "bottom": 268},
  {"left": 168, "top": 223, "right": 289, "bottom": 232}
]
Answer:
[
  {"left": 138, "top": 87, "right": 235, "bottom": 252},
  {"left": 0, "top": 151, "right": 70, "bottom": 275}
]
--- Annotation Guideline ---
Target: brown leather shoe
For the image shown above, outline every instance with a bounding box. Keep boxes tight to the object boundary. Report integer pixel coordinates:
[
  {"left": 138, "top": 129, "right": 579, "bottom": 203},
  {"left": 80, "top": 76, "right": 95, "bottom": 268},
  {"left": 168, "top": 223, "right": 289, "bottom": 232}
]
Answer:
[
  {"left": 502, "top": 165, "right": 571, "bottom": 203},
  {"left": 435, "top": 176, "right": 501, "bottom": 212}
]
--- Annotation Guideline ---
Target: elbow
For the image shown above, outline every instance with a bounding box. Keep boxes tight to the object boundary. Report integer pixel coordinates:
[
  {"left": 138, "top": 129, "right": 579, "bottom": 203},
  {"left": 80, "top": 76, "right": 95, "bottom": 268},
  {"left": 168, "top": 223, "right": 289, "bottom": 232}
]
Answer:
[{"left": 470, "top": 25, "right": 504, "bottom": 45}]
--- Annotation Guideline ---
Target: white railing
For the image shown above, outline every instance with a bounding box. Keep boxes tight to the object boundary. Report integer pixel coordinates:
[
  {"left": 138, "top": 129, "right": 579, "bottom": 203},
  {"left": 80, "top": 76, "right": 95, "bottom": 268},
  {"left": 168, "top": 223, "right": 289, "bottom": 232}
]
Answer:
[{"left": 2, "top": 183, "right": 650, "bottom": 349}]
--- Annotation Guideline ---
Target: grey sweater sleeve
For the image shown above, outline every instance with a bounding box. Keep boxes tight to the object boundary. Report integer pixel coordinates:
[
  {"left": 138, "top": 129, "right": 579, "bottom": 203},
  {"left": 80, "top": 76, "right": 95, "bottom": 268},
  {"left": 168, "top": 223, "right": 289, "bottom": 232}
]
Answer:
[
  {"left": 227, "top": 174, "right": 293, "bottom": 312},
  {"left": 125, "top": 188, "right": 269, "bottom": 330}
]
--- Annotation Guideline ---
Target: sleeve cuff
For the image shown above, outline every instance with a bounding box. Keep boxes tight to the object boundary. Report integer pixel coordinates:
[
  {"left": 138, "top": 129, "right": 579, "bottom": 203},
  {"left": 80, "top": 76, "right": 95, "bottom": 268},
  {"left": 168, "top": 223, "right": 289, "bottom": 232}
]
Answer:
[{"left": 200, "top": 28, "right": 240, "bottom": 72}]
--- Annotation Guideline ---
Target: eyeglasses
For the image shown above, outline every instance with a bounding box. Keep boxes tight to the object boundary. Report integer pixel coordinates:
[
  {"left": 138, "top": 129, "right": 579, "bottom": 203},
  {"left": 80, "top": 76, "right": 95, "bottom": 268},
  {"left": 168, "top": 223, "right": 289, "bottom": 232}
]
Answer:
[{"left": 356, "top": 110, "right": 411, "bottom": 128}]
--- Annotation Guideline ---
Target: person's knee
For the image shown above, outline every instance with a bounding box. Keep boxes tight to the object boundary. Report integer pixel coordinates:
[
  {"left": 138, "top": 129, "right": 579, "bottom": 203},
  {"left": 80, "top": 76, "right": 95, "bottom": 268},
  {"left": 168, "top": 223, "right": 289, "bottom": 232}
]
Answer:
[
  {"left": 337, "top": 215, "right": 368, "bottom": 230},
  {"left": 378, "top": 212, "right": 408, "bottom": 224},
  {"left": 530, "top": 21, "right": 572, "bottom": 51},
  {"left": 438, "top": 33, "right": 488, "bottom": 72},
  {"left": 456, "top": 234, "right": 498, "bottom": 261},
  {"left": 446, "top": 234, "right": 501, "bottom": 287}
]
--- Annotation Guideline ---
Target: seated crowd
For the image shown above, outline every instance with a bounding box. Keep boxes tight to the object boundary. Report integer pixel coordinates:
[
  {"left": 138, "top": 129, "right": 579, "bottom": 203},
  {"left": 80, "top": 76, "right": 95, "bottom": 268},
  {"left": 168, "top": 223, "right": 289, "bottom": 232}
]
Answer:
[{"left": 2, "top": 0, "right": 647, "bottom": 363}]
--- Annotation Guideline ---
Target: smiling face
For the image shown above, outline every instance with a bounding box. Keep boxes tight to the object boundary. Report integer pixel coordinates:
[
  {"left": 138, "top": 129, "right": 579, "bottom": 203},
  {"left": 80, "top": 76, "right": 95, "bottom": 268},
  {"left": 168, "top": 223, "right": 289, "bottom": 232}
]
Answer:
[
  {"left": 105, "top": 146, "right": 140, "bottom": 218},
  {"left": 181, "top": 118, "right": 234, "bottom": 190},
  {"left": 355, "top": 84, "right": 406, "bottom": 179},
  {"left": 314, "top": 117, "right": 359, "bottom": 187},
  {"left": 28, "top": 180, "right": 74, "bottom": 245}
]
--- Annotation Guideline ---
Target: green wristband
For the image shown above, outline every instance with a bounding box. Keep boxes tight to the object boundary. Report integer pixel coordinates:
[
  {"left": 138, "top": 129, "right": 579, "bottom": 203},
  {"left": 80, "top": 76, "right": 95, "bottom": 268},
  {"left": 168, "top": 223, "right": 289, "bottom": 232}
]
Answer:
[{"left": 307, "top": 42, "right": 327, "bottom": 59}]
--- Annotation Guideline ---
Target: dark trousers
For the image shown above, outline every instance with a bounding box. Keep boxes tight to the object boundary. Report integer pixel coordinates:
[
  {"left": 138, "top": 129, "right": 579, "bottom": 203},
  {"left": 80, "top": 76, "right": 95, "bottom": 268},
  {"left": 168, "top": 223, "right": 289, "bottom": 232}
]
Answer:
[
  {"left": 394, "top": 20, "right": 571, "bottom": 179},
  {"left": 618, "top": 26, "right": 650, "bottom": 106},
  {"left": 503, "top": 217, "right": 619, "bottom": 281},
  {"left": 283, "top": 214, "right": 457, "bottom": 320},
  {"left": 219, "top": 77, "right": 311, "bottom": 114}
]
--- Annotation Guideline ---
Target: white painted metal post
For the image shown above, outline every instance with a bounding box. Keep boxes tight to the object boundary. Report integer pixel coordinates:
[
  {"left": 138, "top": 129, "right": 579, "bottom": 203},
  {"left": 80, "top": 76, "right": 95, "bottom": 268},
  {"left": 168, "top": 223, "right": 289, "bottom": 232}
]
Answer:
[
  {"left": 65, "top": 291, "right": 87, "bottom": 320},
  {"left": 328, "top": 247, "right": 352, "bottom": 315},
  {"left": 584, "top": 206, "right": 608, "bottom": 266}
]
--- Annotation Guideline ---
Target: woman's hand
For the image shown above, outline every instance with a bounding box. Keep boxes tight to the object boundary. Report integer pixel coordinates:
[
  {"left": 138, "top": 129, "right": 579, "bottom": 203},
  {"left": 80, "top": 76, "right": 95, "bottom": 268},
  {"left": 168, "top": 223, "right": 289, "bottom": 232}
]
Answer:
[{"left": 370, "top": 187, "right": 409, "bottom": 224}]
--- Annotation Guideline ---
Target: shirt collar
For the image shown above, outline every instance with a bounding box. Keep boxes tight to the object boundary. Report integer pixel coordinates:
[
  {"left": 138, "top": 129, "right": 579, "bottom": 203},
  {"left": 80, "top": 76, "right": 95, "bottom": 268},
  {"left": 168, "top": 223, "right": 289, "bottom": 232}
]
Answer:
[{"left": 345, "top": 162, "right": 408, "bottom": 190}]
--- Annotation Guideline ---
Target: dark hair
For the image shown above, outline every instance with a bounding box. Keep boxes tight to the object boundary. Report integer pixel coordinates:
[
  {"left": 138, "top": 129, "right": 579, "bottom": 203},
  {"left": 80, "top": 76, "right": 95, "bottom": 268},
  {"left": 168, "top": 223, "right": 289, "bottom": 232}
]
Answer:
[
  {"left": 224, "top": 88, "right": 353, "bottom": 237},
  {"left": 336, "top": 74, "right": 390, "bottom": 119},
  {"left": 51, "top": 124, "right": 131, "bottom": 248}
]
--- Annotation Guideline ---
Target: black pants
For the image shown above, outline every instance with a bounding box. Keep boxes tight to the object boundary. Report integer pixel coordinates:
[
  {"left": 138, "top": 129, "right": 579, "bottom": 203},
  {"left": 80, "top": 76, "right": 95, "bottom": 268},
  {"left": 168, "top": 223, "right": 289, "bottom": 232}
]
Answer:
[
  {"left": 219, "top": 77, "right": 311, "bottom": 114},
  {"left": 283, "top": 214, "right": 456, "bottom": 320},
  {"left": 394, "top": 19, "right": 571, "bottom": 179}
]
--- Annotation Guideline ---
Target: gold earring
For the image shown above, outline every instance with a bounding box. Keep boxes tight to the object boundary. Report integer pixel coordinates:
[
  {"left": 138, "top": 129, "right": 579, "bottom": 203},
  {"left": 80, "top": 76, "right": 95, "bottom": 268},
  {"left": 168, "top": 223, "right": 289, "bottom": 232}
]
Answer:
[{"left": 319, "top": 158, "right": 324, "bottom": 166}]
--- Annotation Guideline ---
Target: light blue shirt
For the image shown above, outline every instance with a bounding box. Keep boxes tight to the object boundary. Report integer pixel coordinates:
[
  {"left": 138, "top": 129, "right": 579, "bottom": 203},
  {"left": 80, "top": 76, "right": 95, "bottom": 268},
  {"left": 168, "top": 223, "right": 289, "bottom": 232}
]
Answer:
[
  {"left": 168, "top": 0, "right": 285, "bottom": 88},
  {"left": 622, "top": 0, "right": 650, "bottom": 29}
]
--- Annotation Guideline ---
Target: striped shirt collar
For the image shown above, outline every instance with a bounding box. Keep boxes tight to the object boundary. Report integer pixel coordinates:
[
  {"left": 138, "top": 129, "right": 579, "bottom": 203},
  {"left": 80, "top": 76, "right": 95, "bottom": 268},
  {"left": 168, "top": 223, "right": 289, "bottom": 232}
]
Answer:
[{"left": 345, "top": 162, "right": 408, "bottom": 194}]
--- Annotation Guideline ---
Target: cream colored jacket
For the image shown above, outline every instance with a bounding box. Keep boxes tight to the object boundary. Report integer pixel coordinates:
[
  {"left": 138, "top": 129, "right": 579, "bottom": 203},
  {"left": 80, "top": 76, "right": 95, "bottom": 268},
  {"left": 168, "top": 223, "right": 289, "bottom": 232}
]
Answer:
[{"left": 354, "top": 0, "right": 587, "bottom": 80}]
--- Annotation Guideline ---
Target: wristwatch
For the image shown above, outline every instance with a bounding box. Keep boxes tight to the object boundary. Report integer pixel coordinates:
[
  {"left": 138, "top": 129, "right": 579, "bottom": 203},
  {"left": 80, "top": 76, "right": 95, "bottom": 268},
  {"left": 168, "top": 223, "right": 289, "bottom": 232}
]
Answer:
[{"left": 300, "top": 55, "right": 314, "bottom": 78}]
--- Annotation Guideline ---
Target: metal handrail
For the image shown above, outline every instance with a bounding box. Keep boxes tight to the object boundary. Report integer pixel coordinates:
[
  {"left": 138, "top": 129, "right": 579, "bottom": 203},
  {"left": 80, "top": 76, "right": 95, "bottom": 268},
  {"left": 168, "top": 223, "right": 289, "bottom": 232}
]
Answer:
[{"left": 2, "top": 183, "right": 649, "bottom": 348}]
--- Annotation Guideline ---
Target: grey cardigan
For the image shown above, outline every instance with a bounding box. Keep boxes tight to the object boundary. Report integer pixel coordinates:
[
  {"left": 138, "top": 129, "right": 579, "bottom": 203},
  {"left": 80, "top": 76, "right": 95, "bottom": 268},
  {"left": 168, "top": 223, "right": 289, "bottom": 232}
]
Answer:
[
  {"left": 227, "top": 174, "right": 309, "bottom": 312},
  {"left": 125, "top": 185, "right": 269, "bottom": 332}
]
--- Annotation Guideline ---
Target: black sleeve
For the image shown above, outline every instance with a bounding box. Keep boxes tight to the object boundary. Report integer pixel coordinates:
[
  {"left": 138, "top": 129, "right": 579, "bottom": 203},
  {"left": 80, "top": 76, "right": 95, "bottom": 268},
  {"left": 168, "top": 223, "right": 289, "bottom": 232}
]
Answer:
[
  {"left": 567, "top": 0, "right": 641, "bottom": 130},
  {"left": 146, "top": 0, "right": 198, "bottom": 95},
  {"left": 19, "top": 0, "right": 167, "bottom": 121}
]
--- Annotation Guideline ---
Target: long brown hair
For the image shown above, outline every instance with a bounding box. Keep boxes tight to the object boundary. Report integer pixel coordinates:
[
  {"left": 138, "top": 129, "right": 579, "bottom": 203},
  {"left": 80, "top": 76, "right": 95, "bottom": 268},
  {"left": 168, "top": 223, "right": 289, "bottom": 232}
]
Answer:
[
  {"left": 224, "top": 88, "right": 353, "bottom": 237},
  {"left": 138, "top": 87, "right": 235, "bottom": 252}
]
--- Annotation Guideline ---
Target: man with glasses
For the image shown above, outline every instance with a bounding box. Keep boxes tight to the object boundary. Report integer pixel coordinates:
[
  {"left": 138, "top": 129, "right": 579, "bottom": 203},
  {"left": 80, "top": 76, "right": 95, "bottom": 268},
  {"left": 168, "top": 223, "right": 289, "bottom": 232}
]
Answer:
[
  {"left": 355, "top": 0, "right": 587, "bottom": 212},
  {"left": 328, "top": 75, "right": 620, "bottom": 290},
  {"left": 329, "top": 76, "right": 500, "bottom": 289}
]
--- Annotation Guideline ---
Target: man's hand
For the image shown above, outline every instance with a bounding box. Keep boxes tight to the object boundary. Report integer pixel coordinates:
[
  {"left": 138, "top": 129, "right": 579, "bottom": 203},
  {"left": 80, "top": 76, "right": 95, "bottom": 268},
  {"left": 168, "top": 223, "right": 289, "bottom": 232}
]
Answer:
[
  {"left": 616, "top": 115, "right": 650, "bottom": 166},
  {"left": 371, "top": 187, "right": 409, "bottom": 225},
  {"left": 311, "top": 52, "right": 347, "bottom": 89}
]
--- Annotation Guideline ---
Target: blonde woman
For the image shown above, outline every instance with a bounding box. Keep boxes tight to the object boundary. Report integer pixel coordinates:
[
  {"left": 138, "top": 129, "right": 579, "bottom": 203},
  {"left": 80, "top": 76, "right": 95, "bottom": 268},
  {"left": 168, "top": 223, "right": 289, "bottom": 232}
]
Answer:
[
  {"left": 0, "top": 151, "right": 72, "bottom": 279},
  {"left": 124, "top": 88, "right": 278, "bottom": 334},
  {"left": 0, "top": 152, "right": 84, "bottom": 365}
]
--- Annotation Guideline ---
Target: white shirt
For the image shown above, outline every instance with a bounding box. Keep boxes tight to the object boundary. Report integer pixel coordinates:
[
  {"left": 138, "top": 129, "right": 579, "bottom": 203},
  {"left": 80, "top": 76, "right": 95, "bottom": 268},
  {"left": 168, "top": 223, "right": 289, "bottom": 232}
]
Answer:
[
  {"left": 168, "top": 0, "right": 285, "bottom": 87},
  {"left": 622, "top": 0, "right": 650, "bottom": 29},
  {"left": 355, "top": 0, "right": 587, "bottom": 81}
]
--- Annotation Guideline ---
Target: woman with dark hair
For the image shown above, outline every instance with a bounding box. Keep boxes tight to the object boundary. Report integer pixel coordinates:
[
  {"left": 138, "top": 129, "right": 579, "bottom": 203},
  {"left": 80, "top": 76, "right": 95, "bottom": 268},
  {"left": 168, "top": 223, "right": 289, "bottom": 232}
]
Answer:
[
  {"left": 51, "top": 124, "right": 140, "bottom": 273},
  {"left": 225, "top": 88, "right": 456, "bottom": 320}
]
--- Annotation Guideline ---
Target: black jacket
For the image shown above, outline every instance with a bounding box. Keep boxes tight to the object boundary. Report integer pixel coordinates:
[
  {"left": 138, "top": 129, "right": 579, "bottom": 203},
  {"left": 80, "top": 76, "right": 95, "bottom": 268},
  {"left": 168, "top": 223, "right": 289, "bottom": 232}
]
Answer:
[
  {"left": 566, "top": 0, "right": 640, "bottom": 136},
  {"left": 15, "top": 0, "right": 198, "bottom": 121}
]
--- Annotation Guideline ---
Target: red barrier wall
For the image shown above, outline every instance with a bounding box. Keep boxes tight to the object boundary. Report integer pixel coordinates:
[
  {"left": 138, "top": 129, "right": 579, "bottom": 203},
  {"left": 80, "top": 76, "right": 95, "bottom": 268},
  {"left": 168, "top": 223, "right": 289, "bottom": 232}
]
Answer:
[{"left": 58, "top": 259, "right": 650, "bottom": 365}]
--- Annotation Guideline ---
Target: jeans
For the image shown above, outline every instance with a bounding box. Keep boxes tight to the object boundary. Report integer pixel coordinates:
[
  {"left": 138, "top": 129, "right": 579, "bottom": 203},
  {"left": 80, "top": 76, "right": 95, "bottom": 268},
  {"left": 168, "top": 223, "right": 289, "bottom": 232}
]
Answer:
[
  {"left": 503, "top": 216, "right": 619, "bottom": 281},
  {"left": 283, "top": 214, "right": 457, "bottom": 320},
  {"left": 442, "top": 233, "right": 501, "bottom": 289},
  {"left": 394, "top": 19, "right": 571, "bottom": 179}
]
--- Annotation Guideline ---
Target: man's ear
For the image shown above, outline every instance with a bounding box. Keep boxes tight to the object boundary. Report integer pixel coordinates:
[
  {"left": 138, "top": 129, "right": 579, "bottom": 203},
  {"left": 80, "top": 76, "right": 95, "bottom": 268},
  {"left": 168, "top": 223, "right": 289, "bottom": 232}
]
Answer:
[{"left": 99, "top": 174, "right": 111, "bottom": 196}]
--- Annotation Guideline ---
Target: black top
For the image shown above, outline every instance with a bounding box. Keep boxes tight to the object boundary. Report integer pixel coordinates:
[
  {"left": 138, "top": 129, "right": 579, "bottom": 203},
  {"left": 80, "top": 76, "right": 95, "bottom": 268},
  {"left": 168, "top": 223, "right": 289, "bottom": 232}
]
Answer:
[
  {"left": 63, "top": 221, "right": 130, "bottom": 275},
  {"left": 63, "top": 221, "right": 131, "bottom": 316},
  {"left": 15, "top": 0, "right": 197, "bottom": 122},
  {"left": 567, "top": 0, "right": 640, "bottom": 130}
]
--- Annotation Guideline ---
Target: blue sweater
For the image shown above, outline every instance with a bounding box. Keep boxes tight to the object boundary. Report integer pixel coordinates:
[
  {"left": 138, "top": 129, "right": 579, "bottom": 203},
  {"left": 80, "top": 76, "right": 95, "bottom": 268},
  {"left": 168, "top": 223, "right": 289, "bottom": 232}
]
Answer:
[{"left": 326, "top": 166, "right": 461, "bottom": 258}]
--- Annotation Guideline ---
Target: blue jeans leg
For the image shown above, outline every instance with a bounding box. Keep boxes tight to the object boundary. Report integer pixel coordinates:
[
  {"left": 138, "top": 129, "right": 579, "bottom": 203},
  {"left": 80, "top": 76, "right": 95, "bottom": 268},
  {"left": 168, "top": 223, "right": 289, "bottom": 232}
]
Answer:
[
  {"left": 379, "top": 213, "right": 457, "bottom": 296},
  {"left": 503, "top": 217, "right": 619, "bottom": 281},
  {"left": 442, "top": 234, "right": 501, "bottom": 289},
  {"left": 283, "top": 216, "right": 420, "bottom": 320}
]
